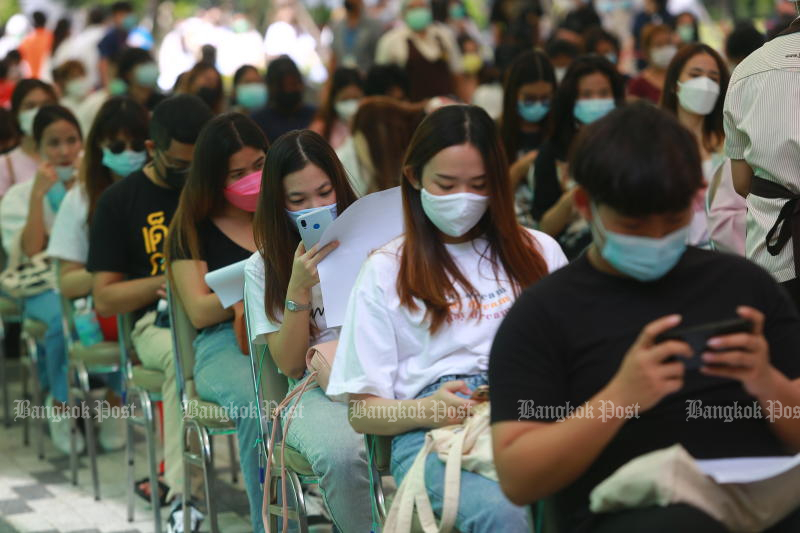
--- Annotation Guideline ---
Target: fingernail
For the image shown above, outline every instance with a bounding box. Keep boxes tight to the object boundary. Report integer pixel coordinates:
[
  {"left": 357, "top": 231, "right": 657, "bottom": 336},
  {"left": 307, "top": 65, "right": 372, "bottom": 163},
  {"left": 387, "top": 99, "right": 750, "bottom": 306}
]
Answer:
[
  {"left": 707, "top": 338, "right": 721, "bottom": 347},
  {"left": 702, "top": 353, "right": 715, "bottom": 361}
]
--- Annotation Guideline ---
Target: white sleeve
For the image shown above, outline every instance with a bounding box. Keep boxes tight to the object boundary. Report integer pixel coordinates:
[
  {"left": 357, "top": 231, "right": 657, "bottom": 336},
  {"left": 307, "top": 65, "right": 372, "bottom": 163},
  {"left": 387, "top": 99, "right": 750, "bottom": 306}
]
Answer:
[
  {"left": 47, "top": 187, "right": 88, "bottom": 263},
  {"left": 327, "top": 254, "right": 401, "bottom": 401},
  {"left": 374, "top": 31, "right": 396, "bottom": 66},
  {"left": 244, "top": 251, "right": 283, "bottom": 345},
  {"left": 528, "top": 229, "right": 568, "bottom": 272},
  {"left": 0, "top": 182, "right": 30, "bottom": 257}
]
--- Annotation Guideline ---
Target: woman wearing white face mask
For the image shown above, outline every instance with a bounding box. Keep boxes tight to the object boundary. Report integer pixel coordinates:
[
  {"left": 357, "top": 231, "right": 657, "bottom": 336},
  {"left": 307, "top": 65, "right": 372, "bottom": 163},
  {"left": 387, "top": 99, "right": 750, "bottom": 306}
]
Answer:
[
  {"left": 310, "top": 67, "right": 364, "bottom": 150},
  {"left": 661, "top": 43, "right": 737, "bottom": 250},
  {"left": 326, "top": 105, "right": 567, "bottom": 533},
  {"left": 627, "top": 24, "right": 676, "bottom": 104},
  {"left": 53, "top": 60, "right": 109, "bottom": 137},
  {"left": 0, "top": 79, "right": 58, "bottom": 198}
]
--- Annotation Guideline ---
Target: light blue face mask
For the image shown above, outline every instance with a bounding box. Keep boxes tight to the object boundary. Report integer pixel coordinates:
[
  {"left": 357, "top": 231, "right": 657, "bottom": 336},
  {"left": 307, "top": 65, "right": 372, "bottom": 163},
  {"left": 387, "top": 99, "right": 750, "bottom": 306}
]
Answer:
[
  {"left": 102, "top": 148, "right": 147, "bottom": 177},
  {"left": 55, "top": 165, "right": 75, "bottom": 182},
  {"left": 236, "top": 83, "right": 268, "bottom": 110},
  {"left": 574, "top": 98, "right": 615, "bottom": 124},
  {"left": 605, "top": 52, "right": 618, "bottom": 65},
  {"left": 591, "top": 203, "right": 689, "bottom": 282},
  {"left": 46, "top": 182, "right": 68, "bottom": 212},
  {"left": 517, "top": 100, "right": 549, "bottom": 123},
  {"left": 285, "top": 204, "right": 338, "bottom": 227}
]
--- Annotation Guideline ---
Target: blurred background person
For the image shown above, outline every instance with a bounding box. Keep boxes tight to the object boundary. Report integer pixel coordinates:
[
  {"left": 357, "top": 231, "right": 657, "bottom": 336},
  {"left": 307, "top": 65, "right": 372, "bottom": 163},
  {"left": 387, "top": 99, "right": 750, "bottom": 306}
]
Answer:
[
  {"left": 177, "top": 61, "right": 225, "bottom": 113},
  {"left": 310, "top": 67, "right": 364, "bottom": 149},
  {"left": 110, "top": 47, "right": 163, "bottom": 111},
  {"left": 230, "top": 65, "right": 268, "bottom": 114},
  {"left": 364, "top": 63, "right": 410, "bottom": 100},
  {"left": 52, "top": 6, "right": 108, "bottom": 90},
  {"left": 98, "top": 1, "right": 136, "bottom": 87},
  {"left": 329, "top": 0, "right": 383, "bottom": 71},
  {"left": 251, "top": 55, "right": 316, "bottom": 143},
  {"left": 52, "top": 60, "right": 108, "bottom": 135},
  {"left": 627, "top": 23, "right": 676, "bottom": 103},
  {"left": 18, "top": 11, "right": 53, "bottom": 80},
  {"left": 725, "top": 21, "right": 765, "bottom": 69}
]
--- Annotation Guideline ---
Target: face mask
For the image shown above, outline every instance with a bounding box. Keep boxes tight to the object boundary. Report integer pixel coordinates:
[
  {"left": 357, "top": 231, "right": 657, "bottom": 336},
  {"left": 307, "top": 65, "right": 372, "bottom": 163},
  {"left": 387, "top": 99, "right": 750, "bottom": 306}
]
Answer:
[
  {"left": 462, "top": 53, "right": 483, "bottom": 75},
  {"left": 65, "top": 77, "right": 91, "bottom": 99},
  {"left": 232, "top": 18, "right": 250, "bottom": 33},
  {"left": 405, "top": 7, "right": 433, "bottom": 31},
  {"left": 555, "top": 67, "right": 567, "bottom": 84},
  {"left": 677, "top": 25, "right": 695, "bottom": 43},
  {"left": 650, "top": 45, "right": 677, "bottom": 68},
  {"left": 518, "top": 101, "right": 549, "bottom": 123},
  {"left": 449, "top": 4, "right": 466, "bottom": 19},
  {"left": 46, "top": 181, "right": 68, "bottom": 212},
  {"left": 677, "top": 76, "right": 720, "bottom": 116},
  {"left": 122, "top": 13, "right": 137, "bottom": 31},
  {"left": 158, "top": 155, "right": 191, "bottom": 190},
  {"left": 108, "top": 78, "right": 128, "bottom": 96},
  {"left": 236, "top": 83, "right": 268, "bottom": 110},
  {"left": 134, "top": 62, "right": 159, "bottom": 88},
  {"left": 420, "top": 188, "right": 489, "bottom": 237},
  {"left": 275, "top": 91, "right": 303, "bottom": 111},
  {"left": 605, "top": 52, "right": 618, "bottom": 65},
  {"left": 334, "top": 98, "right": 359, "bottom": 121},
  {"left": 224, "top": 170, "right": 261, "bottom": 212},
  {"left": 591, "top": 203, "right": 688, "bottom": 282},
  {"left": 195, "top": 86, "right": 221, "bottom": 110},
  {"left": 102, "top": 147, "right": 147, "bottom": 177},
  {"left": 574, "top": 98, "right": 615, "bottom": 124},
  {"left": 18, "top": 108, "right": 38, "bottom": 137},
  {"left": 286, "top": 204, "right": 338, "bottom": 227},
  {"left": 55, "top": 165, "right": 75, "bottom": 182}
]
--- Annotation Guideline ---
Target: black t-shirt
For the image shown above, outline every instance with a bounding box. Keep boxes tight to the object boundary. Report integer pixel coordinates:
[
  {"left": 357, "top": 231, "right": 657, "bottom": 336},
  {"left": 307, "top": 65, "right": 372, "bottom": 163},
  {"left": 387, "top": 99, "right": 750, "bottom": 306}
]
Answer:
[
  {"left": 88, "top": 170, "right": 181, "bottom": 281},
  {"left": 489, "top": 248, "right": 800, "bottom": 532},
  {"left": 250, "top": 104, "right": 317, "bottom": 144},
  {"left": 170, "top": 219, "right": 252, "bottom": 273}
]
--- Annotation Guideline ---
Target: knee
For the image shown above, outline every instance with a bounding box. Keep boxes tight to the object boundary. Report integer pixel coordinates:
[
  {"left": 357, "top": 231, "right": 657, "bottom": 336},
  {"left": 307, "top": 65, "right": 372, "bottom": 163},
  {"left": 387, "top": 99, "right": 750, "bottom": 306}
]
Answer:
[{"left": 463, "top": 487, "right": 527, "bottom": 532}]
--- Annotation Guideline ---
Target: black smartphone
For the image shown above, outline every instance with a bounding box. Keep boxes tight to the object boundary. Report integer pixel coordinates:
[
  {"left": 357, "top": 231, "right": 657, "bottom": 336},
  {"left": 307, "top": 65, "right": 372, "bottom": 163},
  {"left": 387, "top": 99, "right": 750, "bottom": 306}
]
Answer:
[{"left": 655, "top": 318, "right": 754, "bottom": 370}]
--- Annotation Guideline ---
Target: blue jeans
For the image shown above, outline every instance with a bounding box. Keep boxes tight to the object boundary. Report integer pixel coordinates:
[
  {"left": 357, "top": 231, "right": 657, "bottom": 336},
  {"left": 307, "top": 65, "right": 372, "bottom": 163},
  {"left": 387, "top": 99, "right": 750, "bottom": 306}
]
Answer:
[
  {"left": 280, "top": 374, "right": 374, "bottom": 532},
  {"left": 193, "top": 322, "right": 264, "bottom": 533},
  {"left": 391, "top": 374, "right": 529, "bottom": 533},
  {"left": 24, "top": 290, "right": 68, "bottom": 402}
]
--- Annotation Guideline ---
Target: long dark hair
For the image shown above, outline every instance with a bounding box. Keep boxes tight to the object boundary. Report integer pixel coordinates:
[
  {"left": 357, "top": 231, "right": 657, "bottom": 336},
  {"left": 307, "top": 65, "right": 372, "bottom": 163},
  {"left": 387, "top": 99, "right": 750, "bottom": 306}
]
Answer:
[
  {"left": 549, "top": 55, "right": 625, "bottom": 159},
  {"left": 167, "top": 113, "right": 268, "bottom": 266},
  {"left": 500, "top": 50, "right": 556, "bottom": 163},
  {"left": 253, "top": 130, "right": 358, "bottom": 324},
  {"left": 10, "top": 79, "right": 58, "bottom": 122},
  {"left": 83, "top": 97, "right": 149, "bottom": 223},
  {"left": 398, "top": 105, "right": 549, "bottom": 333},
  {"left": 316, "top": 67, "right": 363, "bottom": 142},
  {"left": 32, "top": 105, "right": 82, "bottom": 146},
  {"left": 660, "top": 43, "right": 729, "bottom": 154}
]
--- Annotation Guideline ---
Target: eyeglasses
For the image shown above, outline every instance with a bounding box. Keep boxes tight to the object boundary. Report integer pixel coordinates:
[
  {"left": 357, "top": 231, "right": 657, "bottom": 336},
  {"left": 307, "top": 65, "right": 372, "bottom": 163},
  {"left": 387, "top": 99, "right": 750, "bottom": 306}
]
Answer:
[{"left": 105, "top": 139, "right": 146, "bottom": 154}]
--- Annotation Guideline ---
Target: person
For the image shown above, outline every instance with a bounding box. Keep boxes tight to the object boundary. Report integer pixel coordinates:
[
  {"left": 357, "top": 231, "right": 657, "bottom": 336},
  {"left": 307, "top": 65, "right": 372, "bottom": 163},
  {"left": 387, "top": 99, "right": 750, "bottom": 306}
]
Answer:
[
  {"left": 326, "top": 104, "right": 566, "bottom": 533},
  {"left": 244, "top": 129, "right": 375, "bottom": 532},
  {"left": 230, "top": 65, "right": 268, "bottom": 113},
  {"left": 329, "top": 0, "right": 383, "bottom": 71},
  {"left": 177, "top": 61, "right": 225, "bottom": 114},
  {"left": 53, "top": 60, "right": 109, "bottom": 136},
  {"left": 250, "top": 56, "right": 316, "bottom": 144},
  {"left": 0, "top": 108, "right": 19, "bottom": 155},
  {"left": 375, "top": 0, "right": 462, "bottom": 101},
  {"left": 0, "top": 79, "right": 58, "bottom": 198},
  {"left": 87, "top": 95, "right": 213, "bottom": 516},
  {"left": 544, "top": 38, "right": 579, "bottom": 84},
  {"left": 110, "top": 47, "right": 164, "bottom": 111},
  {"left": 584, "top": 27, "right": 622, "bottom": 68},
  {"left": 52, "top": 6, "right": 107, "bottom": 89},
  {"left": 725, "top": 21, "right": 764, "bottom": 69},
  {"left": 533, "top": 55, "right": 625, "bottom": 259},
  {"left": 336, "top": 96, "right": 425, "bottom": 195},
  {"left": 674, "top": 11, "right": 700, "bottom": 44},
  {"left": 660, "top": 43, "right": 731, "bottom": 249},
  {"left": 489, "top": 102, "right": 800, "bottom": 533},
  {"left": 52, "top": 17, "right": 72, "bottom": 57},
  {"left": 0, "top": 105, "right": 89, "bottom": 454},
  {"left": 627, "top": 24, "right": 676, "bottom": 103},
  {"left": 166, "top": 113, "right": 268, "bottom": 533},
  {"left": 364, "top": 63, "right": 410, "bottom": 100},
  {"left": 98, "top": 1, "right": 136, "bottom": 87},
  {"left": 724, "top": 13, "right": 800, "bottom": 310},
  {"left": 18, "top": 11, "right": 53, "bottom": 80},
  {"left": 632, "top": 0, "right": 673, "bottom": 57},
  {"left": 500, "top": 50, "right": 556, "bottom": 228},
  {"left": 309, "top": 67, "right": 364, "bottom": 149}
]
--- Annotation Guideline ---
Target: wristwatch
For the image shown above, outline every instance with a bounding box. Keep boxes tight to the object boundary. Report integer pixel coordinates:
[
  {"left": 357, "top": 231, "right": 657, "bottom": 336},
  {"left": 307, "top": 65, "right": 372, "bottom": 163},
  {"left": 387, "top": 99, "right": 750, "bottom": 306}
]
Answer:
[{"left": 286, "top": 300, "right": 312, "bottom": 312}]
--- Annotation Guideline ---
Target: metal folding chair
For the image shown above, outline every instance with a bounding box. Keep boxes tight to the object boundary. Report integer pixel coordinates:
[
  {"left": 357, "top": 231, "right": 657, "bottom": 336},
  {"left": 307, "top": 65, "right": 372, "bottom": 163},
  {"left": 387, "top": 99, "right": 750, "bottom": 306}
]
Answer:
[{"left": 20, "top": 315, "right": 47, "bottom": 459}]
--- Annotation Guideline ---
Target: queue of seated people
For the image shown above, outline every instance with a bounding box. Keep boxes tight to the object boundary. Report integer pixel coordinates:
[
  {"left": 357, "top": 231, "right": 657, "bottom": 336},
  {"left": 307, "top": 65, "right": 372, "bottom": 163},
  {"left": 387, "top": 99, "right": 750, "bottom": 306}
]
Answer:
[{"left": 0, "top": 66, "right": 799, "bottom": 533}]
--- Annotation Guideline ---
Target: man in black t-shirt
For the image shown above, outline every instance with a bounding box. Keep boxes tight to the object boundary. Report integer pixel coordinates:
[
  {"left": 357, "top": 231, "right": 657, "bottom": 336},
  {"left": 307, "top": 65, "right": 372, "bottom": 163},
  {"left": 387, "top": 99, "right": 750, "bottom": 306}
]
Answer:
[
  {"left": 87, "top": 94, "right": 212, "bottom": 516},
  {"left": 489, "top": 104, "right": 800, "bottom": 533}
]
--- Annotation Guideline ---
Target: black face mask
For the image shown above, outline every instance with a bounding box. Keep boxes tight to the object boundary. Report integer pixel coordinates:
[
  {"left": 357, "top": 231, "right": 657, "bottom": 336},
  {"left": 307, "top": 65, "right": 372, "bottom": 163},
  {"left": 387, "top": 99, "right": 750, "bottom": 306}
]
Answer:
[
  {"left": 156, "top": 151, "right": 190, "bottom": 190},
  {"left": 195, "top": 86, "right": 221, "bottom": 110},
  {"left": 274, "top": 91, "right": 303, "bottom": 112},
  {"left": 344, "top": 0, "right": 357, "bottom": 13}
]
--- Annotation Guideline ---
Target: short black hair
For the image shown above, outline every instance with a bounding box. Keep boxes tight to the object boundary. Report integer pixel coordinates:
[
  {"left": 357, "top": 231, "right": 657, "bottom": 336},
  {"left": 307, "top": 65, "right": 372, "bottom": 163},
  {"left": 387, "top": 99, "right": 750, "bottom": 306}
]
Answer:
[
  {"left": 32, "top": 11, "right": 47, "bottom": 28},
  {"left": 364, "top": 64, "right": 410, "bottom": 97},
  {"left": 265, "top": 55, "right": 302, "bottom": 94},
  {"left": 88, "top": 6, "right": 108, "bottom": 25},
  {"left": 585, "top": 27, "right": 621, "bottom": 55},
  {"left": 150, "top": 94, "right": 213, "bottom": 151},
  {"left": 115, "top": 47, "right": 152, "bottom": 81},
  {"left": 570, "top": 102, "right": 702, "bottom": 216},
  {"left": 725, "top": 22, "right": 764, "bottom": 63},
  {"left": 0, "top": 108, "right": 19, "bottom": 141},
  {"left": 111, "top": 1, "right": 133, "bottom": 14},
  {"left": 545, "top": 39, "right": 580, "bottom": 60}
]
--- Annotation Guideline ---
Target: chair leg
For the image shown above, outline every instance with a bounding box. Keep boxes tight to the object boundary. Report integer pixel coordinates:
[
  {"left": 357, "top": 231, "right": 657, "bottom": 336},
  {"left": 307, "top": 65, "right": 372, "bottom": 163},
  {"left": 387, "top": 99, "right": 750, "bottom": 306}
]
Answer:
[
  {"left": 0, "top": 323, "right": 8, "bottom": 428},
  {"left": 126, "top": 415, "right": 135, "bottom": 523},
  {"left": 227, "top": 434, "right": 238, "bottom": 484},
  {"left": 21, "top": 356, "right": 29, "bottom": 446},
  {"left": 31, "top": 357, "right": 44, "bottom": 460},
  {"left": 143, "top": 392, "right": 162, "bottom": 533},
  {"left": 183, "top": 422, "right": 194, "bottom": 533},
  {"left": 76, "top": 364, "right": 101, "bottom": 501},
  {"left": 289, "top": 473, "right": 309, "bottom": 533},
  {"left": 68, "top": 364, "right": 78, "bottom": 487},
  {"left": 201, "top": 429, "right": 219, "bottom": 533}
]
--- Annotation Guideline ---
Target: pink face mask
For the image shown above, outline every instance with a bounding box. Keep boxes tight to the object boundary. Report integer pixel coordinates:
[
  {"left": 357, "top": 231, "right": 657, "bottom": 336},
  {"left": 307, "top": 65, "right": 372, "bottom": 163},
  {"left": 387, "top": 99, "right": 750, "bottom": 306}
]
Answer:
[{"left": 224, "top": 170, "right": 262, "bottom": 212}]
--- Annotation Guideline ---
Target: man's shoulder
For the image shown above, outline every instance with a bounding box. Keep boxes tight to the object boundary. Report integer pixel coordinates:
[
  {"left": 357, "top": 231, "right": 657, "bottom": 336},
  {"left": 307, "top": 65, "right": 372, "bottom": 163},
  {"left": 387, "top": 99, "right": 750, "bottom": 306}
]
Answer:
[{"left": 96, "top": 172, "right": 146, "bottom": 210}]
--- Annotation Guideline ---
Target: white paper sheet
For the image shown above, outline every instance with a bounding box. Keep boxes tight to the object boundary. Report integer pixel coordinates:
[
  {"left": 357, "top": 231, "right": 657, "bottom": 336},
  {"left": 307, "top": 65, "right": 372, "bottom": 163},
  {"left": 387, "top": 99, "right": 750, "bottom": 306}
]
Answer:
[
  {"left": 696, "top": 454, "right": 800, "bottom": 484},
  {"left": 204, "top": 259, "right": 248, "bottom": 309},
  {"left": 317, "top": 187, "right": 404, "bottom": 327}
]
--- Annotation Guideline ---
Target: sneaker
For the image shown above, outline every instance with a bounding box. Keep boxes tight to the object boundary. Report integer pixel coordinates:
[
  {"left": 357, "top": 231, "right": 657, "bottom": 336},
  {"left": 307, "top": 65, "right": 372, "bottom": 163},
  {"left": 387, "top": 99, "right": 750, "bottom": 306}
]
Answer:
[
  {"left": 98, "top": 412, "right": 126, "bottom": 451},
  {"left": 304, "top": 485, "right": 332, "bottom": 526},
  {"left": 47, "top": 396, "right": 85, "bottom": 455},
  {"left": 166, "top": 499, "right": 204, "bottom": 533}
]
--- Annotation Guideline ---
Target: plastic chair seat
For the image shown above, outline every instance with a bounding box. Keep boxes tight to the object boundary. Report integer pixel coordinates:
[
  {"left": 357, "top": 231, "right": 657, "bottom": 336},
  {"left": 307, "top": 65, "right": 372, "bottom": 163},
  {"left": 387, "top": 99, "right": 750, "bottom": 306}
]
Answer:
[
  {"left": 70, "top": 341, "right": 121, "bottom": 368},
  {"left": 183, "top": 397, "right": 237, "bottom": 430},
  {"left": 22, "top": 318, "right": 48, "bottom": 341},
  {"left": 129, "top": 366, "right": 164, "bottom": 393},
  {"left": 270, "top": 442, "right": 316, "bottom": 477},
  {"left": 0, "top": 296, "right": 21, "bottom": 317}
]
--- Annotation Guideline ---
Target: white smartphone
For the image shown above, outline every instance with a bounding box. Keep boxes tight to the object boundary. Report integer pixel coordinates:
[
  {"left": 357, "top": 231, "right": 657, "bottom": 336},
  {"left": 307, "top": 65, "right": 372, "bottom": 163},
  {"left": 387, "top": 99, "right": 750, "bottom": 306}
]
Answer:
[{"left": 296, "top": 207, "right": 335, "bottom": 250}]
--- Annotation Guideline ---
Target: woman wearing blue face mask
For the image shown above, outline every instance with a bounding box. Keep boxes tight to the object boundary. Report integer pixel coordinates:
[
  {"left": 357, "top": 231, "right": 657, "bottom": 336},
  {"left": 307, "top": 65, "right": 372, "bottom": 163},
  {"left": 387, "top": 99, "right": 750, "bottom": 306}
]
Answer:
[
  {"left": 532, "top": 55, "right": 625, "bottom": 259},
  {"left": 244, "top": 130, "right": 375, "bottom": 532},
  {"left": 500, "top": 50, "right": 557, "bottom": 228},
  {"left": 110, "top": 47, "right": 165, "bottom": 112},
  {"left": 0, "top": 105, "right": 82, "bottom": 456},
  {"left": 231, "top": 65, "right": 268, "bottom": 114}
]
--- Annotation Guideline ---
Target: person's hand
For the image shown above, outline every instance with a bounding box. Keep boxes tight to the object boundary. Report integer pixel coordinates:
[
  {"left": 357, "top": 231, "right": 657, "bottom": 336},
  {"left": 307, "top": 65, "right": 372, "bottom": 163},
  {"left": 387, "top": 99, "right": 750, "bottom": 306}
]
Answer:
[
  {"left": 287, "top": 241, "right": 339, "bottom": 297},
  {"left": 701, "top": 306, "right": 774, "bottom": 398},
  {"left": 32, "top": 162, "right": 58, "bottom": 198},
  {"left": 426, "top": 380, "right": 477, "bottom": 428},
  {"left": 606, "top": 314, "right": 692, "bottom": 412},
  {"left": 156, "top": 281, "right": 167, "bottom": 299}
]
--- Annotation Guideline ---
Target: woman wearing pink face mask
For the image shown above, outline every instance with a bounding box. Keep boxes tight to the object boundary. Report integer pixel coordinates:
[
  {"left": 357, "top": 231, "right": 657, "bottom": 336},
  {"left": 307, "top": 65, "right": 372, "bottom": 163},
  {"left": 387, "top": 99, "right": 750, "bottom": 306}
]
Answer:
[{"left": 165, "top": 113, "right": 268, "bottom": 533}]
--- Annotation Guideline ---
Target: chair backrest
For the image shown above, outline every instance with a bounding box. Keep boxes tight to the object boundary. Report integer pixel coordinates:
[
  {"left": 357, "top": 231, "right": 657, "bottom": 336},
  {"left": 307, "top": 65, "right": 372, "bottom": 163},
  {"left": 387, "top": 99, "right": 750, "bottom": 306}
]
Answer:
[
  {"left": 116, "top": 312, "right": 138, "bottom": 382},
  {"left": 166, "top": 281, "right": 198, "bottom": 405}
]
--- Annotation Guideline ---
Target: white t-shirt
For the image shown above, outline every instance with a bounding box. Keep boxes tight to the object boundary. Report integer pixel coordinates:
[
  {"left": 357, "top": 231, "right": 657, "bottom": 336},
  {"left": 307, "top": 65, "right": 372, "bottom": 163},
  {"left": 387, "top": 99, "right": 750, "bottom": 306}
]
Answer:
[
  {"left": 0, "top": 147, "right": 38, "bottom": 198},
  {"left": 46, "top": 185, "right": 89, "bottom": 263},
  {"left": 0, "top": 179, "right": 57, "bottom": 256},
  {"left": 327, "top": 229, "right": 567, "bottom": 401},
  {"left": 244, "top": 251, "right": 340, "bottom": 346}
]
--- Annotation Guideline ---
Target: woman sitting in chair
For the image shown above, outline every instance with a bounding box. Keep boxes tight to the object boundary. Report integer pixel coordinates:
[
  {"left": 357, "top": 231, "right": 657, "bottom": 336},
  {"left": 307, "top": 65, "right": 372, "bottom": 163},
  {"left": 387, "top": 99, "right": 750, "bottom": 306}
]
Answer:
[
  {"left": 244, "top": 129, "right": 375, "bottom": 532},
  {"left": 325, "top": 105, "right": 568, "bottom": 533},
  {"left": 165, "top": 113, "right": 268, "bottom": 533}
]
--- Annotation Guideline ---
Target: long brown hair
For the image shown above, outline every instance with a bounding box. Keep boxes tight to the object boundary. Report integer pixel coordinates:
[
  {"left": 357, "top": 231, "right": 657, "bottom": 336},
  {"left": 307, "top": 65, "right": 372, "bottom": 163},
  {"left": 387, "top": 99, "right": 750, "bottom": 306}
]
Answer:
[
  {"left": 398, "top": 105, "right": 549, "bottom": 333},
  {"left": 253, "top": 130, "right": 358, "bottom": 324}
]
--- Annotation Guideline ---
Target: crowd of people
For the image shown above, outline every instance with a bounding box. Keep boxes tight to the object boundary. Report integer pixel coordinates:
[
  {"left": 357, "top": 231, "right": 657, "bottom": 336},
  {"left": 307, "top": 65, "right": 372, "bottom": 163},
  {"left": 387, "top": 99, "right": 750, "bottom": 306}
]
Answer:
[{"left": 1, "top": 0, "right": 799, "bottom": 532}]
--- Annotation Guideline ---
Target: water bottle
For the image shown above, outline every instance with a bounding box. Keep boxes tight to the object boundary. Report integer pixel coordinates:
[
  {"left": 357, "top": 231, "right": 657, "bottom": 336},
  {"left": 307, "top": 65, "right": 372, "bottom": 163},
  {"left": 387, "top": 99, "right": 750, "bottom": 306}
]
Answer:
[{"left": 73, "top": 298, "right": 104, "bottom": 347}]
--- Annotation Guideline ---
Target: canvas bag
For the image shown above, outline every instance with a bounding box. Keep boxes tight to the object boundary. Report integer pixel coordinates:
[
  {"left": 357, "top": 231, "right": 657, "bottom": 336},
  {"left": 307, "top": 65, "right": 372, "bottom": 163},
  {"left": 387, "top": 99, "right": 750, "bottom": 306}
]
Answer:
[
  {"left": 384, "top": 401, "right": 496, "bottom": 533},
  {"left": 590, "top": 444, "right": 800, "bottom": 533},
  {"left": 0, "top": 232, "right": 55, "bottom": 298}
]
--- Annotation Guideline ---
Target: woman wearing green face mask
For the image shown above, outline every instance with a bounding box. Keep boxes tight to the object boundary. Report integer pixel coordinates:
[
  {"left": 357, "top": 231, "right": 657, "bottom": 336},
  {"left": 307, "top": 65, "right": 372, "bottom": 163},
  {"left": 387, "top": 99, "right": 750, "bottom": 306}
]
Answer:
[
  {"left": 374, "top": 0, "right": 462, "bottom": 101},
  {"left": 110, "top": 47, "right": 165, "bottom": 112},
  {"left": 0, "top": 79, "right": 58, "bottom": 198},
  {"left": 231, "top": 65, "right": 268, "bottom": 113}
]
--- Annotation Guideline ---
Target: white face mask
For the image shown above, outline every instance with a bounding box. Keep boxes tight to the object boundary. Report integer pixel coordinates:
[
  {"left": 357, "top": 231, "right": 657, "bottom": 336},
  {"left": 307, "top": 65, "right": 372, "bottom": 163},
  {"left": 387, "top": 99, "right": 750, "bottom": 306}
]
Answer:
[
  {"left": 420, "top": 188, "right": 489, "bottom": 237},
  {"left": 334, "top": 98, "right": 359, "bottom": 121},
  {"left": 555, "top": 67, "right": 568, "bottom": 84},
  {"left": 18, "top": 107, "right": 39, "bottom": 136},
  {"left": 65, "top": 77, "right": 91, "bottom": 99},
  {"left": 650, "top": 45, "right": 677, "bottom": 68},
  {"left": 677, "top": 76, "right": 720, "bottom": 116}
]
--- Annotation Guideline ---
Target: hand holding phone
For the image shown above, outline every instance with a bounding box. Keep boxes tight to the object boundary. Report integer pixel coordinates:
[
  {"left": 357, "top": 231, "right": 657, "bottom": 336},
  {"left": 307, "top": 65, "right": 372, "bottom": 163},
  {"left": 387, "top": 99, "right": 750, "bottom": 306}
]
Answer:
[
  {"left": 656, "top": 317, "right": 754, "bottom": 371},
  {"left": 296, "top": 207, "right": 335, "bottom": 251}
]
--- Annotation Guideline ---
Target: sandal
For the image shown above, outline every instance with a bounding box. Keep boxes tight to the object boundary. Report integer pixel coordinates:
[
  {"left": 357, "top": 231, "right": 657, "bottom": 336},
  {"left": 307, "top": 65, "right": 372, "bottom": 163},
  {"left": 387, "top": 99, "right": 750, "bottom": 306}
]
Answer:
[{"left": 134, "top": 476, "right": 171, "bottom": 507}]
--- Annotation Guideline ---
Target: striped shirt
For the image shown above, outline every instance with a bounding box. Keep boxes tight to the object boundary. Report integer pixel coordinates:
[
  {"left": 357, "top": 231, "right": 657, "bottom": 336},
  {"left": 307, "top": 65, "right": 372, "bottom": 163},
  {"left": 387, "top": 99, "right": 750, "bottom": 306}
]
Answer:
[{"left": 723, "top": 30, "right": 800, "bottom": 283}]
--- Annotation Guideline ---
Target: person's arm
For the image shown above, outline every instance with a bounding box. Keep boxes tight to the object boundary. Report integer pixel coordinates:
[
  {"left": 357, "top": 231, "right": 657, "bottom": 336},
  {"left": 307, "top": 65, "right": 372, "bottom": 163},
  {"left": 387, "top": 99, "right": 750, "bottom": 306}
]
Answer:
[
  {"left": 58, "top": 260, "right": 93, "bottom": 300},
  {"left": 539, "top": 188, "right": 577, "bottom": 237},
  {"left": 22, "top": 163, "right": 57, "bottom": 257},
  {"left": 92, "top": 271, "right": 164, "bottom": 317},
  {"left": 730, "top": 159, "right": 753, "bottom": 198},
  {"left": 171, "top": 259, "right": 233, "bottom": 330},
  {"left": 509, "top": 150, "right": 538, "bottom": 190}
]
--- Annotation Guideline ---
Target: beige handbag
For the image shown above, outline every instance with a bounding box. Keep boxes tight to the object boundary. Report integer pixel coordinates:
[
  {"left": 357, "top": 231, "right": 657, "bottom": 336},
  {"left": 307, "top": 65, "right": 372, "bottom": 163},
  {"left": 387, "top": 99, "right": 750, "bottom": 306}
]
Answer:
[
  {"left": 305, "top": 340, "right": 338, "bottom": 392},
  {"left": 590, "top": 444, "right": 800, "bottom": 533}
]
